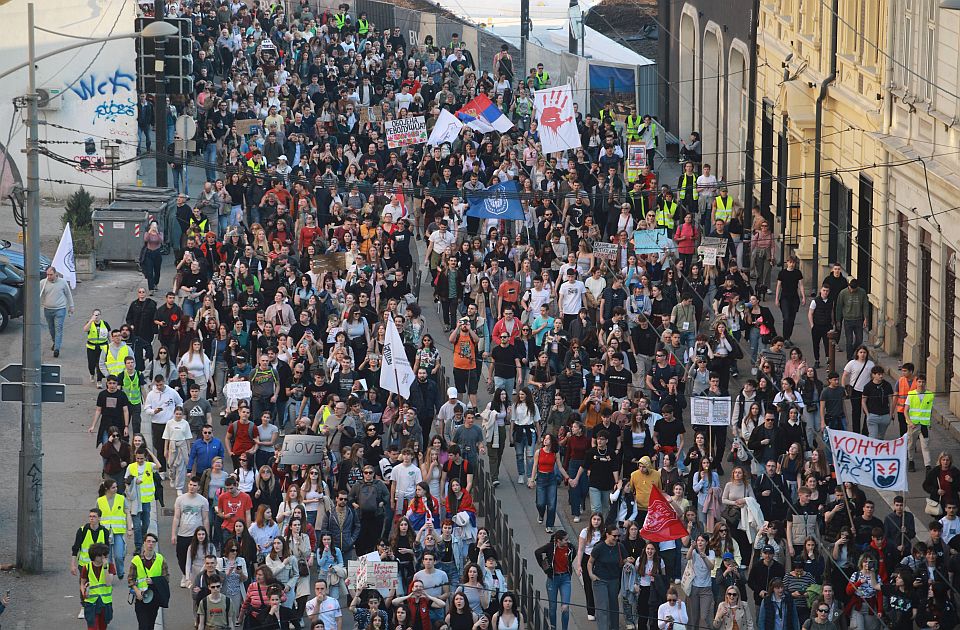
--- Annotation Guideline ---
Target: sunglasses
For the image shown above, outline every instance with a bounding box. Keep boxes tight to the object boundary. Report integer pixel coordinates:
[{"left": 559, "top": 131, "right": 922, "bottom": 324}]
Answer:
[{"left": 726, "top": 592, "right": 738, "bottom": 597}]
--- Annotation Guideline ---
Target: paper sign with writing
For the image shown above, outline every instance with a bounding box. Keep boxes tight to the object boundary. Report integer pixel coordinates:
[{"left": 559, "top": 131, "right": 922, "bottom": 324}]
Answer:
[
  {"left": 633, "top": 229, "right": 665, "bottom": 255},
  {"left": 385, "top": 116, "right": 427, "bottom": 149},
  {"left": 348, "top": 559, "right": 399, "bottom": 590},
  {"left": 690, "top": 396, "right": 732, "bottom": 426},
  {"left": 235, "top": 119, "right": 261, "bottom": 136},
  {"left": 828, "top": 429, "right": 908, "bottom": 491},
  {"left": 223, "top": 381, "right": 252, "bottom": 400},
  {"left": 278, "top": 435, "right": 328, "bottom": 465},
  {"left": 592, "top": 241, "right": 619, "bottom": 261}
]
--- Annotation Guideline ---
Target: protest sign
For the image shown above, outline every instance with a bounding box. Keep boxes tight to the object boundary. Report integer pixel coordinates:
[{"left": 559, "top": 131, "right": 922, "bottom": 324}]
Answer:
[
  {"left": 308, "top": 253, "right": 347, "bottom": 276},
  {"left": 700, "top": 245, "right": 719, "bottom": 266},
  {"left": 385, "top": 116, "right": 427, "bottom": 148},
  {"left": 827, "top": 429, "right": 908, "bottom": 491},
  {"left": 278, "top": 435, "right": 327, "bottom": 465},
  {"left": 633, "top": 229, "right": 665, "bottom": 255},
  {"left": 592, "top": 241, "right": 618, "bottom": 261},
  {"left": 698, "top": 237, "right": 728, "bottom": 266},
  {"left": 234, "top": 119, "right": 261, "bottom": 136},
  {"left": 690, "top": 396, "right": 731, "bottom": 426},
  {"left": 625, "top": 142, "right": 647, "bottom": 182},
  {"left": 348, "top": 559, "right": 399, "bottom": 590},
  {"left": 223, "top": 381, "right": 251, "bottom": 400}
]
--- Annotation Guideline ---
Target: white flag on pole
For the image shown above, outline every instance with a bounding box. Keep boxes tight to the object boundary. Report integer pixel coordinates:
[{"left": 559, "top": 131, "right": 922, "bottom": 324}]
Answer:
[
  {"left": 827, "top": 429, "right": 909, "bottom": 491},
  {"left": 379, "top": 316, "right": 415, "bottom": 398},
  {"left": 52, "top": 222, "right": 76, "bottom": 288},
  {"left": 427, "top": 108, "right": 464, "bottom": 146},
  {"left": 534, "top": 84, "right": 582, "bottom": 154}
]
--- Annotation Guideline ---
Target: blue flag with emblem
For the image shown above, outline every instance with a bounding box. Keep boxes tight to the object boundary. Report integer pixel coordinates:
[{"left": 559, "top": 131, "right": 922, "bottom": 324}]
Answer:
[{"left": 466, "top": 180, "right": 526, "bottom": 221}]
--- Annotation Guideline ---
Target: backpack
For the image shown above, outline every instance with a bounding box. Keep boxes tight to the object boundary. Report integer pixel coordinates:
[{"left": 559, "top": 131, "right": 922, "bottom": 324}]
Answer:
[
  {"left": 229, "top": 420, "right": 254, "bottom": 442},
  {"left": 357, "top": 483, "right": 379, "bottom": 514},
  {"left": 200, "top": 596, "right": 231, "bottom": 624}
]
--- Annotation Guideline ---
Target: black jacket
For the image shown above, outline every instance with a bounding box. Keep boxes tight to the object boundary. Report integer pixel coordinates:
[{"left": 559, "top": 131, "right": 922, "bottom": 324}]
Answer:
[
  {"left": 126, "top": 297, "right": 158, "bottom": 340},
  {"left": 534, "top": 541, "right": 575, "bottom": 579}
]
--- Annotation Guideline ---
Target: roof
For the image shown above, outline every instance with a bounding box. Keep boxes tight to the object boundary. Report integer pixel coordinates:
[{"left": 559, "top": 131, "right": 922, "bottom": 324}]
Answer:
[{"left": 484, "top": 23, "right": 653, "bottom": 67}]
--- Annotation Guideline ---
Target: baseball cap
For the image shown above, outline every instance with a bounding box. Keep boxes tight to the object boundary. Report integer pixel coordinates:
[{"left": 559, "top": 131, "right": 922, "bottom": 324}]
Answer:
[
  {"left": 722, "top": 552, "right": 734, "bottom": 560},
  {"left": 278, "top": 155, "right": 288, "bottom": 161},
  {"left": 761, "top": 545, "right": 775, "bottom": 554},
  {"left": 447, "top": 387, "right": 458, "bottom": 399},
  {"left": 568, "top": 361, "right": 579, "bottom": 369}
]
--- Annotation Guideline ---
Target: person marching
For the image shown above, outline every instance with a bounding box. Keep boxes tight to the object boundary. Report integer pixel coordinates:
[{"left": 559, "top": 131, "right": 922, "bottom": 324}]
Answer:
[
  {"left": 99, "top": 329, "right": 131, "bottom": 380},
  {"left": 128, "top": 532, "right": 170, "bottom": 630},
  {"left": 83, "top": 309, "right": 110, "bottom": 388},
  {"left": 97, "top": 479, "right": 131, "bottom": 581},
  {"left": 126, "top": 448, "right": 158, "bottom": 554},
  {"left": 80, "top": 543, "right": 115, "bottom": 630},
  {"left": 71, "top": 508, "right": 112, "bottom": 620},
  {"left": 904, "top": 373, "right": 934, "bottom": 473}
]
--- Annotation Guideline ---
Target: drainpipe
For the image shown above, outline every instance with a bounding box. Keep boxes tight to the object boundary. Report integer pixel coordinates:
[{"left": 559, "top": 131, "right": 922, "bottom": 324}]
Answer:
[
  {"left": 811, "top": 0, "right": 839, "bottom": 289},
  {"left": 875, "top": 2, "right": 896, "bottom": 349},
  {"left": 744, "top": 0, "right": 760, "bottom": 224}
]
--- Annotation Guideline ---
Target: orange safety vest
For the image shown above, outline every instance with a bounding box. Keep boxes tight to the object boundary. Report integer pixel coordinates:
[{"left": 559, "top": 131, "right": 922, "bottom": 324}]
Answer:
[{"left": 896, "top": 376, "right": 917, "bottom": 413}]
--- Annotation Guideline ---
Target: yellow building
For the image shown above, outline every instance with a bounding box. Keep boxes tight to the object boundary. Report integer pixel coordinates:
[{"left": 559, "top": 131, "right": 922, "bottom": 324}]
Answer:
[
  {"left": 873, "top": 1, "right": 960, "bottom": 405},
  {"left": 753, "top": 0, "right": 887, "bottom": 288}
]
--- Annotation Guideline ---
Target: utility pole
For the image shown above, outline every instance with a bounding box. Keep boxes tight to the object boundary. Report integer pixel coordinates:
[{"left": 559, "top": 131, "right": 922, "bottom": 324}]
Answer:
[
  {"left": 18, "top": 2, "right": 44, "bottom": 574},
  {"left": 153, "top": 3, "right": 169, "bottom": 188},
  {"left": 520, "top": 0, "right": 529, "bottom": 81}
]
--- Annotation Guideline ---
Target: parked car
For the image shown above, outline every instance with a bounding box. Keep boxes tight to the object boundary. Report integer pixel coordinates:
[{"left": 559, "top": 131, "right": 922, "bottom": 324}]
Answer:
[
  {"left": 0, "top": 257, "right": 24, "bottom": 331},
  {"left": 0, "top": 239, "right": 51, "bottom": 272}
]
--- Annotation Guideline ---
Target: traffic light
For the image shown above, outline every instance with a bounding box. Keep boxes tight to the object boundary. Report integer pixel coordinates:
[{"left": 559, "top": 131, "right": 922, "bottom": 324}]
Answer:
[{"left": 135, "top": 17, "right": 194, "bottom": 95}]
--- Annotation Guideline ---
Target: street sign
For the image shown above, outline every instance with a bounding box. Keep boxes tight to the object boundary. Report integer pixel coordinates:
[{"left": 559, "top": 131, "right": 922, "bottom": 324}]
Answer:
[
  {"left": 0, "top": 363, "right": 61, "bottom": 383},
  {"left": 1, "top": 383, "right": 66, "bottom": 403}
]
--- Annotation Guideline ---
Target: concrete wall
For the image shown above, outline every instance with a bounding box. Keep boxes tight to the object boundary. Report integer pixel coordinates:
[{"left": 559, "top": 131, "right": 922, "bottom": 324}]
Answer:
[{"left": 0, "top": 0, "right": 139, "bottom": 200}]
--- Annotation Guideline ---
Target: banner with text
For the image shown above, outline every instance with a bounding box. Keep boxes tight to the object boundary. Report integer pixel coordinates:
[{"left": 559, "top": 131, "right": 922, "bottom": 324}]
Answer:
[
  {"left": 385, "top": 116, "right": 427, "bottom": 148},
  {"left": 828, "top": 429, "right": 908, "bottom": 491},
  {"left": 690, "top": 396, "right": 732, "bottom": 426},
  {"left": 592, "top": 241, "right": 618, "bottom": 261}
]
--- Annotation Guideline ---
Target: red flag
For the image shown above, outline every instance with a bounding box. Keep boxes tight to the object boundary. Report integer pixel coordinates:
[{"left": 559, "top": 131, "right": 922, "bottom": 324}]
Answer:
[{"left": 639, "top": 485, "right": 689, "bottom": 542}]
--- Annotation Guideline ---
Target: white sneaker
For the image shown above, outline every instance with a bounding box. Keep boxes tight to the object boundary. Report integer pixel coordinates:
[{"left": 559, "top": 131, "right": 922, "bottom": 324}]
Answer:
[
  {"left": 78, "top": 609, "right": 85, "bottom": 619},
  {"left": 573, "top": 515, "right": 581, "bottom": 523},
  {"left": 517, "top": 475, "right": 524, "bottom": 484},
  {"left": 587, "top": 615, "right": 596, "bottom": 621},
  {"left": 180, "top": 576, "right": 188, "bottom": 588},
  {"left": 492, "top": 480, "right": 500, "bottom": 487}
]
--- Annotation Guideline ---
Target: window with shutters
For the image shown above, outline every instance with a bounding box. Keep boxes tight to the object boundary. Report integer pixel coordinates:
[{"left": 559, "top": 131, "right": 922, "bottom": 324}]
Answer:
[{"left": 899, "top": 0, "right": 913, "bottom": 91}]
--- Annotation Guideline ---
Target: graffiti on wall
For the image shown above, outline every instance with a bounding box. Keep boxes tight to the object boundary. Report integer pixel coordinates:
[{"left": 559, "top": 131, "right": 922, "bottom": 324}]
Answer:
[
  {"left": 69, "top": 68, "right": 135, "bottom": 101},
  {"left": 93, "top": 97, "right": 136, "bottom": 123}
]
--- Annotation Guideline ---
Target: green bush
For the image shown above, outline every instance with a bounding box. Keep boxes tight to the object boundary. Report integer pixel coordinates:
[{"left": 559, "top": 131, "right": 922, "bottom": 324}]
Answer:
[{"left": 62, "top": 187, "right": 94, "bottom": 254}]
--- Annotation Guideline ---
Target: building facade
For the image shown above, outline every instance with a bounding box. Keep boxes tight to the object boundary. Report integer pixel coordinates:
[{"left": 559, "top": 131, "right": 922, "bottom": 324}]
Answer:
[
  {"left": 660, "top": 0, "right": 759, "bottom": 204},
  {"left": 876, "top": 1, "right": 960, "bottom": 406}
]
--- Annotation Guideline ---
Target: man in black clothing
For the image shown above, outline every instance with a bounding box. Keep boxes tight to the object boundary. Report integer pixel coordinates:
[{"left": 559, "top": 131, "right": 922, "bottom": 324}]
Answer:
[
  {"left": 154, "top": 292, "right": 184, "bottom": 357},
  {"left": 884, "top": 495, "right": 917, "bottom": 555},
  {"left": 605, "top": 354, "right": 631, "bottom": 403},
  {"left": 807, "top": 285, "right": 834, "bottom": 368},
  {"left": 754, "top": 459, "right": 789, "bottom": 522},
  {"left": 555, "top": 361, "right": 584, "bottom": 408},
  {"left": 862, "top": 365, "right": 896, "bottom": 439},
  {"left": 853, "top": 500, "right": 884, "bottom": 547},
  {"left": 747, "top": 545, "right": 785, "bottom": 606},
  {"left": 583, "top": 431, "right": 621, "bottom": 517},
  {"left": 126, "top": 288, "right": 158, "bottom": 345}
]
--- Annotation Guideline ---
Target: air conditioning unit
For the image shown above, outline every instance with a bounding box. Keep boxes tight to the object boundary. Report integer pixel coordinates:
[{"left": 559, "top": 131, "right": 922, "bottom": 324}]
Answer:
[{"left": 37, "top": 88, "right": 62, "bottom": 111}]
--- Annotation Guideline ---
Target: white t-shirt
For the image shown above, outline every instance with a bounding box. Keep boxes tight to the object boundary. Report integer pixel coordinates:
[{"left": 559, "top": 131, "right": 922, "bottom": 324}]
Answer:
[
  {"left": 412, "top": 568, "right": 449, "bottom": 598},
  {"left": 162, "top": 418, "right": 193, "bottom": 442},
  {"left": 558, "top": 280, "right": 586, "bottom": 315},
  {"left": 696, "top": 174, "right": 719, "bottom": 196},
  {"left": 390, "top": 462, "right": 423, "bottom": 502},
  {"left": 843, "top": 359, "right": 875, "bottom": 392},
  {"left": 428, "top": 229, "right": 456, "bottom": 256},
  {"left": 304, "top": 596, "right": 341, "bottom": 628},
  {"left": 941, "top": 515, "right": 960, "bottom": 545},
  {"left": 526, "top": 287, "right": 552, "bottom": 314}
]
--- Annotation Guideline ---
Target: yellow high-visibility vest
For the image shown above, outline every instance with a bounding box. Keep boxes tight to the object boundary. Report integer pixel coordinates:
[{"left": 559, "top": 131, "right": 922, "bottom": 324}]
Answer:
[
  {"left": 97, "top": 495, "right": 126, "bottom": 535},
  {"left": 86, "top": 321, "right": 109, "bottom": 350},
  {"left": 84, "top": 564, "right": 113, "bottom": 604},
  {"left": 678, "top": 174, "right": 698, "bottom": 200},
  {"left": 103, "top": 344, "right": 130, "bottom": 376},
  {"left": 906, "top": 390, "right": 934, "bottom": 426},
  {"left": 126, "top": 461, "right": 155, "bottom": 504},
  {"left": 131, "top": 553, "right": 165, "bottom": 592},
  {"left": 626, "top": 115, "right": 640, "bottom": 140},
  {"left": 78, "top": 526, "right": 108, "bottom": 566},
  {"left": 715, "top": 195, "right": 733, "bottom": 221},
  {"left": 657, "top": 202, "right": 677, "bottom": 230},
  {"left": 357, "top": 18, "right": 369, "bottom": 36}
]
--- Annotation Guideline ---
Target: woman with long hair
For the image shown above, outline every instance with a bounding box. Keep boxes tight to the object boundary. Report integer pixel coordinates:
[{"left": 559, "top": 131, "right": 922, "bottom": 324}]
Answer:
[
  {"left": 285, "top": 516, "right": 314, "bottom": 612},
  {"left": 251, "top": 465, "right": 281, "bottom": 512},
  {"left": 405, "top": 481, "right": 440, "bottom": 533},
  {"left": 686, "top": 534, "right": 717, "bottom": 630},
  {"left": 184, "top": 526, "right": 216, "bottom": 588},
  {"left": 217, "top": 537, "right": 249, "bottom": 619},
  {"left": 456, "top": 562, "right": 490, "bottom": 618},
  {"left": 263, "top": 537, "right": 299, "bottom": 610},
  {"left": 276, "top": 483, "right": 303, "bottom": 534},
  {"left": 511, "top": 387, "right": 540, "bottom": 485},
  {"left": 483, "top": 388, "right": 511, "bottom": 485},
  {"left": 178, "top": 338, "right": 213, "bottom": 392},
  {"left": 527, "top": 433, "right": 572, "bottom": 534},
  {"left": 391, "top": 516, "right": 419, "bottom": 589},
  {"left": 316, "top": 532, "right": 346, "bottom": 601},
  {"left": 720, "top": 466, "right": 754, "bottom": 565},
  {"left": 162, "top": 406, "right": 193, "bottom": 494},
  {"left": 574, "top": 512, "right": 603, "bottom": 620},
  {"left": 492, "top": 591, "right": 524, "bottom": 630},
  {"left": 229, "top": 519, "right": 258, "bottom": 570},
  {"left": 238, "top": 563, "right": 277, "bottom": 628},
  {"left": 300, "top": 465, "right": 332, "bottom": 529},
  {"left": 635, "top": 542, "right": 667, "bottom": 630},
  {"left": 692, "top": 457, "right": 721, "bottom": 526},
  {"left": 248, "top": 505, "right": 279, "bottom": 556}
]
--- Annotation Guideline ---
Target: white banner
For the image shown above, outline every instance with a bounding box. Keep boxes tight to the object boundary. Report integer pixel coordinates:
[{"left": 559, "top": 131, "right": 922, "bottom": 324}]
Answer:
[
  {"left": 827, "top": 429, "right": 909, "bottom": 491},
  {"left": 385, "top": 116, "right": 427, "bottom": 149},
  {"left": 690, "top": 396, "right": 731, "bottom": 426},
  {"left": 427, "top": 108, "right": 464, "bottom": 146},
  {"left": 223, "top": 381, "right": 252, "bottom": 400},
  {"left": 534, "top": 84, "right": 582, "bottom": 154},
  {"left": 592, "top": 241, "right": 618, "bottom": 260},
  {"left": 380, "top": 317, "right": 415, "bottom": 398}
]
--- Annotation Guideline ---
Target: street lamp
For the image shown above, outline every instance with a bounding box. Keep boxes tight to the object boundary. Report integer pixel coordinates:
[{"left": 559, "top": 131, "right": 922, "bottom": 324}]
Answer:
[{"left": 11, "top": 2, "right": 175, "bottom": 574}]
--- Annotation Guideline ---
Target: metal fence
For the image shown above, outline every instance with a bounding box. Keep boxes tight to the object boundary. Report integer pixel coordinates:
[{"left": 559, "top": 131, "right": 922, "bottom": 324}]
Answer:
[{"left": 472, "top": 457, "right": 551, "bottom": 630}]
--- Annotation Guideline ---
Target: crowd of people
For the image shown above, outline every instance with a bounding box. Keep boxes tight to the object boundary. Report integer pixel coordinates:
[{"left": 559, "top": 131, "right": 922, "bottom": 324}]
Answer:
[{"left": 62, "top": 1, "right": 960, "bottom": 630}]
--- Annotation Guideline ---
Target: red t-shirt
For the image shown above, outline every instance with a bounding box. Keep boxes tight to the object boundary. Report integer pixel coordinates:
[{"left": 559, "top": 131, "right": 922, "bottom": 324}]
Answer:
[
  {"left": 554, "top": 545, "right": 571, "bottom": 575},
  {"left": 227, "top": 420, "right": 258, "bottom": 455},
  {"left": 217, "top": 491, "right": 253, "bottom": 531}
]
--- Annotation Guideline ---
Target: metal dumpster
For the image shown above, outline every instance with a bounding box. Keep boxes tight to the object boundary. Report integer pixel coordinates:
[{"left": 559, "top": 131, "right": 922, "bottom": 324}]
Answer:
[
  {"left": 92, "top": 209, "right": 150, "bottom": 265},
  {"left": 113, "top": 186, "right": 177, "bottom": 252}
]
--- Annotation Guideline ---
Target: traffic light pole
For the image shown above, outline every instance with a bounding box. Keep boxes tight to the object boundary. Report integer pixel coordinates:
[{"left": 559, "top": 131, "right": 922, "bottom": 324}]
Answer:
[{"left": 153, "top": 3, "right": 168, "bottom": 188}]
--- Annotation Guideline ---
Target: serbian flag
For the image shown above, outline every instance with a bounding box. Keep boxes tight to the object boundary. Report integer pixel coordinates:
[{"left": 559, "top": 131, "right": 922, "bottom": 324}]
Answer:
[
  {"left": 640, "top": 485, "right": 689, "bottom": 542},
  {"left": 457, "top": 94, "right": 514, "bottom": 133},
  {"left": 393, "top": 186, "right": 409, "bottom": 220}
]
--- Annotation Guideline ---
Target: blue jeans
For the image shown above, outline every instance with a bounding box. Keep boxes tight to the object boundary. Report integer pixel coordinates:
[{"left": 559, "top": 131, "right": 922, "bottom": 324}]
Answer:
[
  {"left": 111, "top": 530, "right": 126, "bottom": 578},
  {"left": 203, "top": 143, "right": 218, "bottom": 182},
  {"left": 589, "top": 487, "right": 611, "bottom": 515},
  {"left": 514, "top": 427, "right": 535, "bottom": 478},
  {"left": 131, "top": 503, "right": 151, "bottom": 551},
  {"left": 536, "top": 473, "right": 559, "bottom": 527},
  {"left": 546, "top": 572, "right": 572, "bottom": 630},
  {"left": 137, "top": 125, "right": 152, "bottom": 152},
  {"left": 567, "top": 459, "right": 587, "bottom": 516},
  {"left": 43, "top": 307, "right": 66, "bottom": 351},
  {"left": 748, "top": 326, "right": 761, "bottom": 363},
  {"left": 494, "top": 376, "right": 516, "bottom": 399},
  {"left": 182, "top": 298, "right": 198, "bottom": 318},
  {"left": 593, "top": 577, "right": 620, "bottom": 630}
]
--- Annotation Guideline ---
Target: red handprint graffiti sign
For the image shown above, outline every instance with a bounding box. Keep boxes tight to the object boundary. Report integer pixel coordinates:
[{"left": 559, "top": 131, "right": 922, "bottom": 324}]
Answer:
[{"left": 534, "top": 84, "right": 582, "bottom": 154}]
